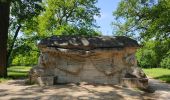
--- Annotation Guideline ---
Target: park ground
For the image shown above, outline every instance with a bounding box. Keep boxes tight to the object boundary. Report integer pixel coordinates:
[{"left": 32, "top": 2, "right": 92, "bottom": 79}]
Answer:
[{"left": 0, "top": 66, "right": 170, "bottom": 100}]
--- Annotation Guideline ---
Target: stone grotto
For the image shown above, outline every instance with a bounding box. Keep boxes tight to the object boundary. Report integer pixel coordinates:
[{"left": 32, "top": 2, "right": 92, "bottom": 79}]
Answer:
[{"left": 29, "top": 36, "right": 148, "bottom": 89}]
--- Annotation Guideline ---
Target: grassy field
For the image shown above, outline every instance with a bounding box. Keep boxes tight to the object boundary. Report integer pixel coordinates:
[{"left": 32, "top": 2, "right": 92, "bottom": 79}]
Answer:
[
  {"left": 0, "top": 66, "right": 32, "bottom": 83},
  {"left": 143, "top": 68, "right": 170, "bottom": 83},
  {"left": 8, "top": 66, "right": 32, "bottom": 79}
]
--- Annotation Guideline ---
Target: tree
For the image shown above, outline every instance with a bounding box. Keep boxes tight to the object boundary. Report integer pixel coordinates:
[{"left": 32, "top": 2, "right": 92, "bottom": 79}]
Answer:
[
  {"left": 136, "top": 39, "right": 170, "bottom": 68},
  {"left": 113, "top": 0, "right": 170, "bottom": 68},
  {"left": 11, "top": 36, "right": 40, "bottom": 66},
  {"left": 0, "top": 0, "right": 10, "bottom": 77},
  {"left": 113, "top": 0, "right": 170, "bottom": 40},
  {"left": 7, "top": 0, "right": 43, "bottom": 66},
  {"left": 136, "top": 41, "right": 159, "bottom": 68},
  {"left": 38, "top": 0, "right": 100, "bottom": 37}
]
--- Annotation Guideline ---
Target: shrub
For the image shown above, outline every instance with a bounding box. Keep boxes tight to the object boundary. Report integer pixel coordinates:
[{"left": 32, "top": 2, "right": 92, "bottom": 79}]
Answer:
[{"left": 160, "top": 51, "right": 170, "bottom": 69}]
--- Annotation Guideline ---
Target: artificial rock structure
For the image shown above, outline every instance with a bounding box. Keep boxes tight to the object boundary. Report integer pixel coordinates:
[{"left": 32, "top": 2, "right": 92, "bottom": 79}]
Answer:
[{"left": 29, "top": 36, "right": 148, "bottom": 88}]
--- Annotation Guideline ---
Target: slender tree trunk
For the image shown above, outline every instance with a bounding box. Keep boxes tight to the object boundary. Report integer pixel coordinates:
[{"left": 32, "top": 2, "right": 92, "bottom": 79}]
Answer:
[
  {"left": 7, "top": 24, "right": 21, "bottom": 67},
  {"left": 0, "top": 1, "right": 10, "bottom": 77}
]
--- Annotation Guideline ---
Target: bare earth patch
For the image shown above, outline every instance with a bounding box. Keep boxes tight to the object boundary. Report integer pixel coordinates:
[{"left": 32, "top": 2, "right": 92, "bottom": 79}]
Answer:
[{"left": 0, "top": 78, "right": 170, "bottom": 100}]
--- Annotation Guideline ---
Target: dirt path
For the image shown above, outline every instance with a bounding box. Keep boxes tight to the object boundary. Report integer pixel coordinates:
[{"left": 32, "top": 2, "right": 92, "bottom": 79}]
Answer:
[
  {"left": 145, "top": 78, "right": 170, "bottom": 100},
  {"left": 0, "top": 78, "right": 169, "bottom": 100}
]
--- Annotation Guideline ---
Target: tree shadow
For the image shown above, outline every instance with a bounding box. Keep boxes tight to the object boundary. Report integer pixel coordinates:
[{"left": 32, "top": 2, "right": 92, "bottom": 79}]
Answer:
[
  {"left": 0, "top": 80, "right": 149, "bottom": 100},
  {"left": 2, "top": 79, "right": 168, "bottom": 100},
  {"left": 154, "top": 75, "right": 170, "bottom": 83},
  {"left": 148, "top": 78, "right": 170, "bottom": 92}
]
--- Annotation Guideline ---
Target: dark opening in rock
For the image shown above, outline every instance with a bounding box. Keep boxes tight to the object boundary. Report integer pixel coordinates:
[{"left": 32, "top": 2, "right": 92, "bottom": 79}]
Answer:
[
  {"left": 125, "top": 73, "right": 137, "bottom": 78},
  {"left": 53, "top": 76, "right": 58, "bottom": 85}
]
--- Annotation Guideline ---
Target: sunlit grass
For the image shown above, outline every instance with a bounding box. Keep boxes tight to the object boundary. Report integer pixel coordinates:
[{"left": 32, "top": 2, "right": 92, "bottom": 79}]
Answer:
[
  {"left": 8, "top": 66, "right": 32, "bottom": 79},
  {"left": 143, "top": 68, "right": 170, "bottom": 83},
  {"left": 0, "top": 66, "right": 32, "bottom": 83},
  {"left": 0, "top": 78, "right": 11, "bottom": 83}
]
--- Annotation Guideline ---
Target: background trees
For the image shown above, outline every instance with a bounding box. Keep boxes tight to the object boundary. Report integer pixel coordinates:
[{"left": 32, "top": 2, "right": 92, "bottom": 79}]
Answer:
[
  {"left": 38, "top": 0, "right": 100, "bottom": 36},
  {"left": 113, "top": 0, "right": 170, "bottom": 68},
  {"left": 1, "top": 0, "right": 169, "bottom": 77},
  {"left": 7, "top": 0, "right": 43, "bottom": 67},
  {"left": 7, "top": 0, "right": 101, "bottom": 67}
]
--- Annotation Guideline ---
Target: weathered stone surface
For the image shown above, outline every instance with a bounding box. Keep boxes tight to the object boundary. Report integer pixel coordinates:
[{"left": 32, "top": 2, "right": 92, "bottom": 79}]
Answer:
[
  {"left": 37, "top": 76, "right": 54, "bottom": 86},
  {"left": 121, "top": 78, "right": 148, "bottom": 89},
  {"left": 38, "top": 36, "right": 140, "bottom": 50},
  {"left": 29, "top": 36, "right": 148, "bottom": 89}
]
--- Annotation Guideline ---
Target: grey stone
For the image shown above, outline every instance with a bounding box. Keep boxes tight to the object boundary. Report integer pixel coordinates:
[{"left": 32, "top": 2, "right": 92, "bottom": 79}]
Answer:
[
  {"left": 29, "top": 36, "right": 148, "bottom": 89},
  {"left": 37, "top": 76, "right": 54, "bottom": 86}
]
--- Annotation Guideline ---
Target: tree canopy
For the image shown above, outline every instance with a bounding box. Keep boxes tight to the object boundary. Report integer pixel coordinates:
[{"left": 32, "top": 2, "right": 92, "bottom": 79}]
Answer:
[
  {"left": 7, "top": 0, "right": 101, "bottom": 67},
  {"left": 38, "top": 0, "right": 100, "bottom": 36},
  {"left": 113, "top": 0, "right": 170, "bottom": 68},
  {"left": 113, "top": 0, "right": 170, "bottom": 41}
]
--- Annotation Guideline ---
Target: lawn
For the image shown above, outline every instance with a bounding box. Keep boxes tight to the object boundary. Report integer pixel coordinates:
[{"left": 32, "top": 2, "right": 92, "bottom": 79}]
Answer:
[
  {"left": 0, "top": 66, "right": 32, "bottom": 83},
  {"left": 143, "top": 68, "right": 170, "bottom": 83},
  {"left": 8, "top": 66, "right": 32, "bottom": 78}
]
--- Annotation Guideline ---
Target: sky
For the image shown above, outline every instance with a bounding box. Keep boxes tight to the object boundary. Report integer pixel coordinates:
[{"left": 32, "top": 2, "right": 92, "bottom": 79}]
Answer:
[{"left": 95, "top": 0, "right": 121, "bottom": 36}]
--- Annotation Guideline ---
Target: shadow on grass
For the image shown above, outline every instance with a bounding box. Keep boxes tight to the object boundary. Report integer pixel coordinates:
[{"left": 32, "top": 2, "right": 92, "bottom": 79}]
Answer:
[
  {"left": 8, "top": 70, "right": 29, "bottom": 73},
  {"left": 8, "top": 71, "right": 29, "bottom": 79},
  {"left": 154, "top": 75, "right": 170, "bottom": 83},
  {"left": 8, "top": 74, "right": 28, "bottom": 79}
]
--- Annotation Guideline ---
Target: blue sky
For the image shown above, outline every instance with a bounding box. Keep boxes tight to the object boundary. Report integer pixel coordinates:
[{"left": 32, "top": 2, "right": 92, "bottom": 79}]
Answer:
[{"left": 96, "top": 0, "right": 121, "bottom": 36}]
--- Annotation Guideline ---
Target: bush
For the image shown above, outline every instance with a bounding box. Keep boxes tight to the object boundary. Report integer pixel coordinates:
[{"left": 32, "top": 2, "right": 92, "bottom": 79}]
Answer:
[
  {"left": 12, "top": 51, "right": 39, "bottom": 66},
  {"left": 136, "top": 41, "right": 158, "bottom": 68},
  {"left": 136, "top": 40, "right": 170, "bottom": 68},
  {"left": 160, "top": 51, "right": 170, "bottom": 69}
]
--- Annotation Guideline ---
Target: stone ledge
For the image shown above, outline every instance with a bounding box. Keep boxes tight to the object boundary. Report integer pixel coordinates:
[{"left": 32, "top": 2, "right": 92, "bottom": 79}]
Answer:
[
  {"left": 121, "top": 78, "right": 148, "bottom": 89},
  {"left": 37, "top": 76, "right": 54, "bottom": 86}
]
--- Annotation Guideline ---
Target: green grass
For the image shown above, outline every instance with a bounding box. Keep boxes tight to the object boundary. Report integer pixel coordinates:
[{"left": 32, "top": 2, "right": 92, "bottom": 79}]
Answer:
[
  {"left": 8, "top": 66, "right": 32, "bottom": 79},
  {"left": 0, "top": 66, "right": 32, "bottom": 83},
  {"left": 143, "top": 68, "right": 170, "bottom": 83},
  {"left": 0, "top": 78, "right": 11, "bottom": 83}
]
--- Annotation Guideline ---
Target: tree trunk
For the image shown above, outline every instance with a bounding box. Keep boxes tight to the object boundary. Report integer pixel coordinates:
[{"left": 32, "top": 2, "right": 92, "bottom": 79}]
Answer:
[
  {"left": 7, "top": 24, "right": 21, "bottom": 67},
  {"left": 0, "top": 1, "right": 10, "bottom": 77}
]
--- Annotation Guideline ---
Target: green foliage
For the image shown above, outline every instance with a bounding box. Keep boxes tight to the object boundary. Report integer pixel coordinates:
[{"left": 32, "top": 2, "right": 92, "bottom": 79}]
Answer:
[
  {"left": 0, "top": 78, "right": 11, "bottom": 83},
  {"left": 136, "top": 40, "right": 170, "bottom": 68},
  {"left": 0, "top": 66, "right": 32, "bottom": 83},
  {"left": 38, "top": 0, "right": 100, "bottom": 37},
  {"left": 10, "top": 0, "right": 42, "bottom": 28},
  {"left": 114, "top": 0, "right": 170, "bottom": 69},
  {"left": 7, "top": 0, "right": 101, "bottom": 67},
  {"left": 113, "top": 0, "right": 170, "bottom": 40},
  {"left": 11, "top": 37, "right": 39, "bottom": 66},
  {"left": 54, "top": 24, "right": 101, "bottom": 36},
  {"left": 8, "top": 66, "right": 32, "bottom": 79},
  {"left": 136, "top": 41, "right": 158, "bottom": 68},
  {"left": 7, "top": 0, "right": 43, "bottom": 67},
  {"left": 143, "top": 68, "right": 170, "bottom": 83},
  {"left": 160, "top": 51, "right": 170, "bottom": 69},
  {"left": 12, "top": 51, "right": 39, "bottom": 66}
]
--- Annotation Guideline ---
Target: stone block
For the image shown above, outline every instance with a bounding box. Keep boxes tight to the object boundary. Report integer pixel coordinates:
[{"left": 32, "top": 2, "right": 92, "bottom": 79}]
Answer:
[
  {"left": 80, "top": 69, "right": 104, "bottom": 78},
  {"left": 54, "top": 69, "right": 67, "bottom": 76},
  {"left": 57, "top": 76, "right": 69, "bottom": 83},
  {"left": 37, "top": 76, "right": 54, "bottom": 86},
  {"left": 94, "top": 76, "right": 108, "bottom": 84},
  {"left": 121, "top": 78, "right": 148, "bottom": 89},
  {"left": 107, "top": 76, "right": 119, "bottom": 84},
  {"left": 29, "top": 36, "right": 148, "bottom": 87},
  {"left": 66, "top": 75, "right": 80, "bottom": 83}
]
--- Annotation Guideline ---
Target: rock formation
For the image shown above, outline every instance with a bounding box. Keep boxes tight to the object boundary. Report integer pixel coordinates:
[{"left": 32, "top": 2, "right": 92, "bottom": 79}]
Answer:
[{"left": 29, "top": 36, "right": 148, "bottom": 89}]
